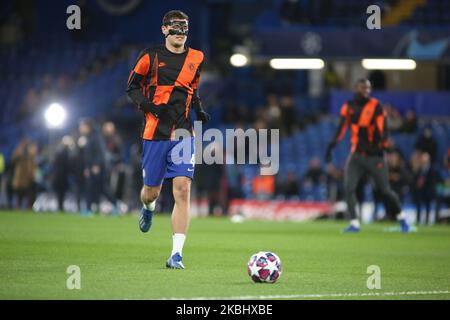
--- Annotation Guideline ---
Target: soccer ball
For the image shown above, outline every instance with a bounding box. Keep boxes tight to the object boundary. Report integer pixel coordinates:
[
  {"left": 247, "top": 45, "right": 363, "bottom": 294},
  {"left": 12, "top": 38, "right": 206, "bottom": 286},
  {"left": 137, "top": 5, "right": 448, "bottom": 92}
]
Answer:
[{"left": 247, "top": 251, "right": 282, "bottom": 283}]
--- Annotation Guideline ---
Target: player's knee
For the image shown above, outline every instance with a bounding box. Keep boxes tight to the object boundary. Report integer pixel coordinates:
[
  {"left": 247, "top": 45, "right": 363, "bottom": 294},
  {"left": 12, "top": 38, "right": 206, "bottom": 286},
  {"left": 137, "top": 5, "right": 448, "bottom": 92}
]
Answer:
[
  {"left": 173, "top": 183, "right": 190, "bottom": 202},
  {"left": 141, "top": 187, "right": 160, "bottom": 205}
]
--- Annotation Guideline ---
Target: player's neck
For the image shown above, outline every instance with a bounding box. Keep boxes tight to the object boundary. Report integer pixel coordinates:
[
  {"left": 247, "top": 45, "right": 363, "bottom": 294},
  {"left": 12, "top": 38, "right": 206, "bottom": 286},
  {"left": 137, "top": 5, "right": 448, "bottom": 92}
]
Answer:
[
  {"left": 354, "top": 94, "right": 370, "bottom": 104},
  {"left": 165, "top": 41, "right": 186, "bottom": 54}
]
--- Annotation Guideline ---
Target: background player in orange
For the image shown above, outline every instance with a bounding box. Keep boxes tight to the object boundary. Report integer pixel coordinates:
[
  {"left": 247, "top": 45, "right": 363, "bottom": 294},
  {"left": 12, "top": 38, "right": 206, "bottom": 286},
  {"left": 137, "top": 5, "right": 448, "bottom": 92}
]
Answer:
[
  {"left": 127, "top": 10, "right": 210, "bottom": 268},
  {"left": 325, "top": 79, "right": 409, "bottom": 233}
]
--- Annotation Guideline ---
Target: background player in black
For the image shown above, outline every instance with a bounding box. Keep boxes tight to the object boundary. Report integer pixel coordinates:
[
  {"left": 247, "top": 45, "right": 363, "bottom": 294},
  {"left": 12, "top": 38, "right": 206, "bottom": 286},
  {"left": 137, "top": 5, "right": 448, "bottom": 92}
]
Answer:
[{"left": 326, "top": 79, "right": 409, "bottom": 233}]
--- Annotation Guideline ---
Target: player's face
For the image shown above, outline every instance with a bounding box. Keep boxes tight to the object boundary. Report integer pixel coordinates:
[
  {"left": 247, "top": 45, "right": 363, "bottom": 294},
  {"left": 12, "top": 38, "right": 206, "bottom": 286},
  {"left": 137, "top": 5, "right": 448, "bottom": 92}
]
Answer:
[
  {"left": 355, "top": 81, "right": 371, "bottom": 99},
  {"left": 162, "top": 19, "right": 188, "bottom": 48}
]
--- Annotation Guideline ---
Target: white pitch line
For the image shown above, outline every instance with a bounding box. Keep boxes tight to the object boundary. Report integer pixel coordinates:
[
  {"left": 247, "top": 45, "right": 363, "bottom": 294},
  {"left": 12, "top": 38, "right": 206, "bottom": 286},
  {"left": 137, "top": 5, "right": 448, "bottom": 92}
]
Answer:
[{"left": 161, "top": 290, "right": 450, "bottom": 300}]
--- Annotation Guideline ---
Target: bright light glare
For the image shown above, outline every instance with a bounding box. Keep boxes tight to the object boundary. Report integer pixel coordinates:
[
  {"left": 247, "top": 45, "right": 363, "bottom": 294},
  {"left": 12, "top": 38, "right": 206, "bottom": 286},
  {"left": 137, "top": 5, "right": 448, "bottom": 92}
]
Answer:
[
  {"left": 230, "top": 53, "right": 249, "bottom": 67},
  {"left": 269, "top": 58, "right": 325, "bottom": 70},
  {"left": 362, "top": 59, "right": 417, "bottom": 70},
  {"left": 45, "top": 103, "right": 66, "bottom": 128}
]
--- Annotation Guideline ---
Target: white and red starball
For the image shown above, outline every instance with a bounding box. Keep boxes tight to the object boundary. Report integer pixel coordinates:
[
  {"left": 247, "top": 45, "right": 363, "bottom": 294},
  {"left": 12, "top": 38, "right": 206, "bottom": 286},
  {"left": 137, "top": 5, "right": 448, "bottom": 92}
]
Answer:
[{"left": 247, "top": 251, "right": 282, "bottom": 283}]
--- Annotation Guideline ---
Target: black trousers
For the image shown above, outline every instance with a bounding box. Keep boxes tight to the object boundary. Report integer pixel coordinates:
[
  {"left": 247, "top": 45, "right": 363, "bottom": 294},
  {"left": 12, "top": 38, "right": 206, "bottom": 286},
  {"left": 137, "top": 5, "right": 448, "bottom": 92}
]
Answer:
[
  {"left": 86, "top": 170, "right": 116, "bottom": 211},
  {"left": 436, "top": 196, "right": 450, "bottom": 222},
  {"left": 344, "top": 153, "right": 401, "bottom": 220},
  {"left": 415, "top": 196, "right": 433, "bottom": 224}
]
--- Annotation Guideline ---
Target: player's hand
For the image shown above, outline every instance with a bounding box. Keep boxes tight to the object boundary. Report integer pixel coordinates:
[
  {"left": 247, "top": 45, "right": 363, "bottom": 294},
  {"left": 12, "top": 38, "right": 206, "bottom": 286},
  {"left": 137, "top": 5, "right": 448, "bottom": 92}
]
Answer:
[
  {"left": 196, "top": 110, "right": 211, "bottom": 124},
  {"left": 139, "top": 102, "right": 167, "bottom": 119},
  {"left": 151, "top": 105, "right": 167, "bottom": 119}
]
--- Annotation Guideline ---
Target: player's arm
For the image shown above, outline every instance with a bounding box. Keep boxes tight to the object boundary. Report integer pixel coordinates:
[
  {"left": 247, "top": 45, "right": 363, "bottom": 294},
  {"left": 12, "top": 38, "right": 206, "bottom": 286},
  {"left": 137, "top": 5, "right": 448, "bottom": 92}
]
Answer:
[
  {"left": 325, "top": 103, "right": 350, "bottom": 162},
  {"left": 126, "top": 51, "right": 165, "bottom": 118},
  {"left": 191, "top": 62, "right": 210, "bottom": 123},
  {"left": 375, "top": 104, "right": 390, "bottom": 149}
]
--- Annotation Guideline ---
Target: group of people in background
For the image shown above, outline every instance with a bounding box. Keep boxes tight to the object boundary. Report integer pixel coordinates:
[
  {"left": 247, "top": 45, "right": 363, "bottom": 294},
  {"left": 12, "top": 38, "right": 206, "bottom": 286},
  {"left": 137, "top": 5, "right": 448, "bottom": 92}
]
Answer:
[
  {"left": 1, "top": 105, "right": 449, "bottom": 225},
  {"left": 49, "top": 118, "right": 123, "bottom": 215},
  {"left": 0, "top": 119, "right": 126, "bottom": 215}
]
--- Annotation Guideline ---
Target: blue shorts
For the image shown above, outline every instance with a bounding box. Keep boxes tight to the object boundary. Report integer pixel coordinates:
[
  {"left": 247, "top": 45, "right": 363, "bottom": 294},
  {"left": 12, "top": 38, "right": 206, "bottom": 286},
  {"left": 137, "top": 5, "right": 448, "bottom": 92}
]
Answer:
[{"left": 142, "top": 137, "right": 195, "bottom": 187}]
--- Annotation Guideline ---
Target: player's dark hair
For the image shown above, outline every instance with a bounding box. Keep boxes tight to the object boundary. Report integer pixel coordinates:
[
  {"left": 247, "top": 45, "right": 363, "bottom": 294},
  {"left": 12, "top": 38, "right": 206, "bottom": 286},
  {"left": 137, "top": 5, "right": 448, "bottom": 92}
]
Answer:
[
  {"left": 355, "top": 78, "right": 370, "bottom": 86},
  {"left": 162, "top": 10, "right": 189, "bottom": 25}
]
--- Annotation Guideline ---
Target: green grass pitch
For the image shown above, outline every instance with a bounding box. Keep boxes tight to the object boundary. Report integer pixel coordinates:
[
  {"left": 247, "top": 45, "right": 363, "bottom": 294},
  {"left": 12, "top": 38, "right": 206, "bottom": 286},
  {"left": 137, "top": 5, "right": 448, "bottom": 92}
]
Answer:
[{"left": 0, "top": 211, "right": 449, "bottom": 300}]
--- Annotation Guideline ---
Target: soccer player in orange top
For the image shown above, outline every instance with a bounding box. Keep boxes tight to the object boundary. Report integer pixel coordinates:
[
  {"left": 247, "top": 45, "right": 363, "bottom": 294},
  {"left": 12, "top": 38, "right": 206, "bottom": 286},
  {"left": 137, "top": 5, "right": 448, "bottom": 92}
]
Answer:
[
  {"left": 126, "top": 10, "right": 210, "bottom": 268},
  {"left": 325, "top": 79, "right": 409, "bottom": 233}
]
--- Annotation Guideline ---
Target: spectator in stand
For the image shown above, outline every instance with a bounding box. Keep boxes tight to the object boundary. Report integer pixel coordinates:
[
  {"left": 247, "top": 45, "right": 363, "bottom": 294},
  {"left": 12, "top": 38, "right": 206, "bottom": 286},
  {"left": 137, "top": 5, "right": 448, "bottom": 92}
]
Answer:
[
  {"left": 414, "top": 126, "right": 438, "bottom": 163},
  {"left": 303, "top": 157, "right": 326, "bottom": 186},
  {"left": 263, "top": 94, "right": 282, "bottom": 131},
  {"left": 11, "top": 137, "right": 37, "bottom": 209},
  {"left": 38, "top": 74, "right": 55, "bottom": 106},
  {"left": 435, "top": 148, "right": 450, "bottom": 223},
  {"left": 18, "top": 89, "right": 40, "bottom": 121},
  {"left": 276, "top": 171, "right": 300, "bottom": 200},
  {"left": 387, "top": 150, "right": 411, "bottom": 204},
  {"left": 411, "top": 152, "right": 437, "bottom": 225},
  {"left": 279, "top": 95, "right": 298, "bottom": 136},
  {"left": 385, "top": 137, "right": 406, "bottom": 162},
  {"left": 252, "top": 173, "right": 275, "bottom": 200},
  {"left": 402, "top": 110, "right": 418, "bottom": 133},
  {"left": 194, "top": 141, "right": 224, "bottom": 215},
  {"left": 223, "top": 103, "right": 249, "bottom": 125},
  {"left": 302, "top": 157, "right": 326, "bottom": 201},
  {"left": 56, "top": 74, "right": 71, "bottom": 96},
  {"left": 385, "top": 103, "right": 403, "bottom": 133},
  {"left": 324, "top": 64, "right": 342, "bottom": 90}
]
